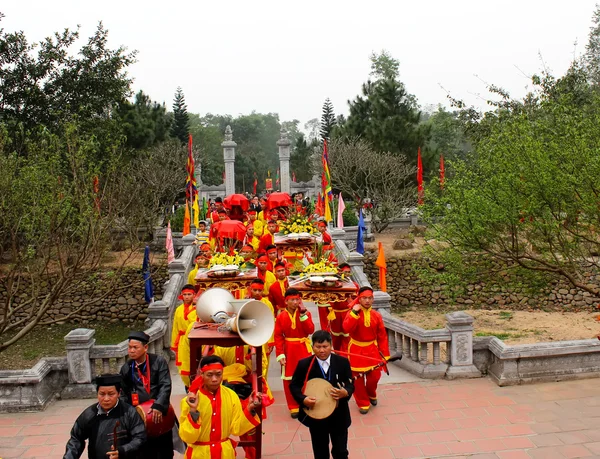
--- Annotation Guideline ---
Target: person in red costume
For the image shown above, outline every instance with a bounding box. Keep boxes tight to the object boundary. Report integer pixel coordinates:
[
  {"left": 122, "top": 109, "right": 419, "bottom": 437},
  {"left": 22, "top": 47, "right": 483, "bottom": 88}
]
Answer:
[
  {"left": 268, "top": 262, "right": 289, "bottom": 314},
  {"left": 258, "top": 220, "right": 278, "bottom": 253},
  {"left": 342, "top": 286, "right": 390, "bottom": 414},
  {"left": 274, "top": 288, "right": 315, "bottom": 418},
  {"left": 327, "top": 263, "right": 357, "bottom": 352},
  {"left": 317, "top": 221, "right": 332, "bottom": 248}
]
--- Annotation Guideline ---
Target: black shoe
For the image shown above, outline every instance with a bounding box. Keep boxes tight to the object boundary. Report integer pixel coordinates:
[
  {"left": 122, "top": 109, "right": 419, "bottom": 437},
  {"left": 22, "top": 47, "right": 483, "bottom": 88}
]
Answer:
[
  {"left": 290, "top": 412, "right": 299, "bottom": 419},
  {"left": 359, "top": 408, "right": 369, "bottom": 414},
  {"left": 370, "top": 398, "right": 378, "bottom": 406}
]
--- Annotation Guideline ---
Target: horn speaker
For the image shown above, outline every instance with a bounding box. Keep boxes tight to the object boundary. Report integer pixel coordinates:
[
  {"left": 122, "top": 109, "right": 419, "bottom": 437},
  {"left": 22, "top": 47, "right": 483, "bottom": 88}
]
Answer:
[
  {"left": 225, "top": 300, "right": 275, "bottom": 347},
  {"left": 195, "top": 288, "right": 275, "bottom": 347}
]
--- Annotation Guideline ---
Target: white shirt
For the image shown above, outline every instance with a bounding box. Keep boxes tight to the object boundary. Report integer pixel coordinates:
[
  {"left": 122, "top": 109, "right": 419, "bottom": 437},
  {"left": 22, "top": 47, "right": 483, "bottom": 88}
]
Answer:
[{"left": 317, "top": 355, "right": 331, "bottom": 374}]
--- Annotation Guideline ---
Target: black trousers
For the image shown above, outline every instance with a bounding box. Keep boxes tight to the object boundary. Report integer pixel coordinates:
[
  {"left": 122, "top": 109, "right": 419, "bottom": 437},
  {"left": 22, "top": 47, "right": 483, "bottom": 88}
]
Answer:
[
  {"left": 308, "top": 422, "right": 349, "bottom": 459},
  {"left": 140, "top": 430, "right": 174, "bottom": 459}
]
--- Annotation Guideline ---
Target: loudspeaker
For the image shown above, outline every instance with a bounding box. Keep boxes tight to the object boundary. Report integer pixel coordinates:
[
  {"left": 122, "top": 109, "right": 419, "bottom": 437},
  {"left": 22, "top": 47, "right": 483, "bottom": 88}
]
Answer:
[
  {"left": 225, "top": 300, "right": 275, "bottom": 347},
  {"left": 195, "top": 288, "right": 234, "bottom": 323}
]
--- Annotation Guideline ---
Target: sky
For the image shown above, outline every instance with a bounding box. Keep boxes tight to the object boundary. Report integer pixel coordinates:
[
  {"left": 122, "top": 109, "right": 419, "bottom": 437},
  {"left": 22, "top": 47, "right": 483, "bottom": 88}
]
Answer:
[{"left": 4, "top": 1, "right": 598, "bottom": 129}]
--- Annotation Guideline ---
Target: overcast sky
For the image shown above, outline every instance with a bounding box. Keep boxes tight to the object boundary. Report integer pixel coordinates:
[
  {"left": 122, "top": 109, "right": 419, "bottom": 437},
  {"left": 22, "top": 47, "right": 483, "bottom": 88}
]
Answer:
[{"left": 4, "top": 1, "right": 598, "bottom": 128}]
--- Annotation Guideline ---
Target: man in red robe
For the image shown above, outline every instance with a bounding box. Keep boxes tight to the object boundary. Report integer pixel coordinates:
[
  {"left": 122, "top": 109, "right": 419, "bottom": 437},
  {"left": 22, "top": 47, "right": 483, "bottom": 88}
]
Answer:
[
  {"left": 342, "top": 286, "right": 390, "bottom": 414},
  {"left": 274, "top": 288, "right": 315, "bottom": 418},
  {"left": 258, "top": 220, "right": 278, "bottom": 254},
  {"left": 268, "top": 262, "right": 289, "bottom": 314},
  {"left": 329, "top": 263, "right": 357, "bottom": 351}
]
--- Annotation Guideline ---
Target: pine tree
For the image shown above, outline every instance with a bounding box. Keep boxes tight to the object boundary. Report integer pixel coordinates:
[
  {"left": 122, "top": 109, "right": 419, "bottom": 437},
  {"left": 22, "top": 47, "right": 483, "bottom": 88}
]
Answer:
[
  {"left": 170, "top": 87, "right": 189, "bottom": 144},
  {"left": 319, "top": 98, "right": 337, "bottom": 142}
]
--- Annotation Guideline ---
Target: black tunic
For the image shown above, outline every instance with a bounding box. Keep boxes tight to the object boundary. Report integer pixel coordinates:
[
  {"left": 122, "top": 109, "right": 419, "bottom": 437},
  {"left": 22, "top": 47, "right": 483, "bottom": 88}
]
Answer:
[
  {"left": 120, "top": 353, "right": 174, "bottom": 459},
  {"left": 63, "top": 401, "right": 146, "bottom": 459}
]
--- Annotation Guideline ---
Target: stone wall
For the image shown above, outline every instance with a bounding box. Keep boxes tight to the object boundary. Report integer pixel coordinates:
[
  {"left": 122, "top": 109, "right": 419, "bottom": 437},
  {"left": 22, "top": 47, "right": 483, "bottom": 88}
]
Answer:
[
  {"left": 362, "top": 251, "right": 600, "bottom": 311},
  {"left": 1, "top": 266, "right": 169, "bottom": 325}
]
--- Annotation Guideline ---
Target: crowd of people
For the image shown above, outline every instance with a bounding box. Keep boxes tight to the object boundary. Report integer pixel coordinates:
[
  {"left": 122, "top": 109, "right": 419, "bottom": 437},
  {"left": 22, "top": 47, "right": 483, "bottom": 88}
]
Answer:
[{"left": 63, "top": 194, "right": 390, "bottom": 459}]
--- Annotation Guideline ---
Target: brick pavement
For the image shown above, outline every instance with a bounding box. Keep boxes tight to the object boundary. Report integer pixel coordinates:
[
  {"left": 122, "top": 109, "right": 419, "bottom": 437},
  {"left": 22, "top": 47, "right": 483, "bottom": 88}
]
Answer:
[{"left": 2, "top": 376, "right": 600, "bottom": 458}]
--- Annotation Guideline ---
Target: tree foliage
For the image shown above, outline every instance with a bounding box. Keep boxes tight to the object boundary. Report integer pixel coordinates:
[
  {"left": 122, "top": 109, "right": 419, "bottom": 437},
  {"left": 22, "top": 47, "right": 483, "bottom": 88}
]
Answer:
[
  {"left": 340, "top": 51, "right": 429, "bottom": 164},
  {"left": 320, "top": 98, "right": 337, "bottom": 142},
  {"left": 423, "top": 62, "right": 600, "bottom": 296},
  {"left": 170, "top": 86, "right": 189, "bottom": 144},
  {"left": 0, "top": 15, "right": 136, "bottom": 155},
  {"left": 329, "top": 137, "right": 416, "bottom": 232},
  {"left": 115, "top": 91, "right": 171, "bottom": 150}
]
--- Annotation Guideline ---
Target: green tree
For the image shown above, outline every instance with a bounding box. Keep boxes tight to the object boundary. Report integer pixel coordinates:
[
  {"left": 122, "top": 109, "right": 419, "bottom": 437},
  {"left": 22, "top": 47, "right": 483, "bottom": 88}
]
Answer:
[
  {"left": 170, "top": 86, "right": 189, "bottom": 144},
  {"left": 585, "top": 4, "right": 600, "bottom": 85},
  {"left": 342, "top": 51, "right": 429, "bottom": 165},
  {"left": 320, "top": 98, "right": 337, "bottom": 142},
  {"left": 290, "top": 133, "right": 316, "bottom": 182},
  {"left": 423, "top": 63, "right": 600, "bottom": 296},
  {"left": 116, "top": 90, "right": 171, "bottom": 150},
  {"left": 0, "top": 14, "right": 136, "bottom": 155}
]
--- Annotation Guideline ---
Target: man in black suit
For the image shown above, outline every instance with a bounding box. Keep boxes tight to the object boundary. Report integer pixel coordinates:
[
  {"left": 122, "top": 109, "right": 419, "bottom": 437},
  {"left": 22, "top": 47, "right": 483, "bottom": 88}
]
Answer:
[{"left": 289, "top": 330, "right": 354, "bottom": 459}]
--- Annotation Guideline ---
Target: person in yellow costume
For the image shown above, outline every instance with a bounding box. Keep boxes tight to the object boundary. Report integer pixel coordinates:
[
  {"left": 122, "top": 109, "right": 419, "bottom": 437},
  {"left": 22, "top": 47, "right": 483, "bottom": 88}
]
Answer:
[
  {"left": 245, "top": 210, "right": 263, "bottom": 237},
  {"left": 171, "top": 284, "right": 198, "bottom": 381},
  {"left": 177, "top": 319, "right": 200, "bottom": 387},
  {"left": 179, "top": 355, "right": 263, "bottom": 459},
  {"left": 247, "top": 279, "right": 275, "bottom": 359}
]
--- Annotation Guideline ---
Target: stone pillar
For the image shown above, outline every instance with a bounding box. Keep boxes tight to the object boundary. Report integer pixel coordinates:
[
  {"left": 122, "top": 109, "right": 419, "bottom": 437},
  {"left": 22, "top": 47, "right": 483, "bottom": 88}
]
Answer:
[
  {"left": 277, "top": 129, "right": 291, "bottom": 194},
  {"left": 62, "top": 328, "right": 96, "bottom": 398},
  {"left": 222, "top": 125, "right": 236, "bottom": 196},
  {"left": 373, "top": 290, "right": 391, "bottom": 313},
  {"left": 445, "top": 312, "right": 481, "bottom": 379}
]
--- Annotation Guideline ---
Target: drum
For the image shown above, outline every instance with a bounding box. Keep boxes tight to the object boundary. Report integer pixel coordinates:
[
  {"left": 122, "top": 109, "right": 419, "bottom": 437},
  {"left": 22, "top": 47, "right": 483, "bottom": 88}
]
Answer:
[
  {"left": 135, "top": 399, "right": 176, "bottom": 437},
  {"left": 303, "top": 378, "right": 338, "bottom": 419}
]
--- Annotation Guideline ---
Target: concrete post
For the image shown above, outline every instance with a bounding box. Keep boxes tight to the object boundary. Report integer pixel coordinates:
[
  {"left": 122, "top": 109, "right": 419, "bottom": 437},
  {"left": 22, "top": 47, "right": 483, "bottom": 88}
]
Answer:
[
  {"left": 445, "top": 312, "right": 481, "bottom": 379},
  {"left": 62, "top": 328, "right": 96, "bottom": 398},
  {"left": 277, "top": 128, "right": 291, "bottom": 194},
  {"left": 222, "top": 125, "right": 237, "bottom": 196}
]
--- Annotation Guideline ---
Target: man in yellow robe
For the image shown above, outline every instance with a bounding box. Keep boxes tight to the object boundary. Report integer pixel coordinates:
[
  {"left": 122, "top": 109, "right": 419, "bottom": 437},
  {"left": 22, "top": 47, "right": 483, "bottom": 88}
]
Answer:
[
  {"left": 179, "top": 355, "right": 263, "bottom": 459},
  {"left": 170, "top": 284, "right": 198, "bottom": 375}
]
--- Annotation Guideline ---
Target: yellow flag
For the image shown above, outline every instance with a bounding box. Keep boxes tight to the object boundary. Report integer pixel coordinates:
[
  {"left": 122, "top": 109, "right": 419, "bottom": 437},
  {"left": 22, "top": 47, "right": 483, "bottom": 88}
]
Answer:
[
  {"left": 324, "top": 193, "right": 333, "bottom": 223},
  {"left": 193, "top": 195, "right": 200, "bottom": 228}
]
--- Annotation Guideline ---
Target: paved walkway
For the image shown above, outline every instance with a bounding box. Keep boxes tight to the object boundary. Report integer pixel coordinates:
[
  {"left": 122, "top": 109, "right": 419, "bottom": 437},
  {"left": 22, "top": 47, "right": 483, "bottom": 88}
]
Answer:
[{"left": 3, "top": 375, "right": 600, "bottom": 458}]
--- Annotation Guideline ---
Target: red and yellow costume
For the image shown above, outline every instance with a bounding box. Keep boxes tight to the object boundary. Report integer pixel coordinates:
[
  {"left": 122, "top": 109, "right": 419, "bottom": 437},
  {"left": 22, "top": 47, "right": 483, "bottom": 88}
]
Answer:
[
  {"left": 256, "top": 267, "right": 276, "bottom": 297},
  {"left": 257, "top": 231, "right": 274, "bottom": 254},
  {"left": 171, "top": 300, "right": 198, "bottom": 369},
  {"left": 179, "top": 382, "right": 260, "bottom": 459},
  {"left": 274, "top": 308, "right": 314, "bottom": 414},
  {"left": 342, "top": 301, "right": 390, "bottom": 412},
  {"left": 268, "top": 278, "right": 289, "bottom": 314}
]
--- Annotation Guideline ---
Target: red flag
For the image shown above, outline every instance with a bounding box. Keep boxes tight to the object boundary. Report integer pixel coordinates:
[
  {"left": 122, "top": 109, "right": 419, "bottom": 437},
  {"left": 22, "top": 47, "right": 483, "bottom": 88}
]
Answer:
[
  {"left": 315, "top": 192, "right": 324, "bottom": 216},
  {"left": 253, "top": 174, "right": 258, "bottom": 195},
  {"left": 292, "top": 171, "right": 297, "bottom": 182},
  {"left": 222, "top": 170, "right": 226, "bottom": 183},
  {"left": 417, "top": 147, "right": 424, "bottom": 205},
  {"left": 440, "top": 154, "right": 445, "bottom": 190},
  {"left": 275, "top": 169, "right": 280, "bottom": 187}
]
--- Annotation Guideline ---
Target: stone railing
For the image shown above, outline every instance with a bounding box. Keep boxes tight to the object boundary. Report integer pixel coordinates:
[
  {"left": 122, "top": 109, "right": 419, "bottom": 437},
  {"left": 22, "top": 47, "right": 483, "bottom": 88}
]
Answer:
[
  {"left": 62, "top": 236, "right": 197, "bottom": 399},
  {"left": 473, "top": 336, "right": 600, "bottom": 386},
  {"left": 0, "top": 236, "right": 197, "bottom": 411}
]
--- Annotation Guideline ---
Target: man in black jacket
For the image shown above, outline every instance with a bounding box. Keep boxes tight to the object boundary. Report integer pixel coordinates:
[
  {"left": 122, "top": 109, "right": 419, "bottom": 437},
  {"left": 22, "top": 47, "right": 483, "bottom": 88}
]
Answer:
[
  {"left": 290, "top": 330, "right": 354, "bottom": 459},
  {"left": 119, "top": 331, "right": 174, "bottom": 459},
  {"left": 63, "top": 374, "right": 146, "bottom": 459}
]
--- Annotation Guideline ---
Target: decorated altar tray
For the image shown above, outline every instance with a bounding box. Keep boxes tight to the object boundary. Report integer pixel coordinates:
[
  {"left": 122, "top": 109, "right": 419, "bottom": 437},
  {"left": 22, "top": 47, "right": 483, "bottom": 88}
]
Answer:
[
  {"left": 287, "top": 275, "right": 358, "bottom": 303},
  {"left": 194, "top": 268, "right": 258, "bottom": 291}
]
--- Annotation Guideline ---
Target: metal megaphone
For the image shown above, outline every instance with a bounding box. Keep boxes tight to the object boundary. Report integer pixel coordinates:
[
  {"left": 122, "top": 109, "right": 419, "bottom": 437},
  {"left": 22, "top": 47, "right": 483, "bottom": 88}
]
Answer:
[{"left": 195, "top": 288, "right": 275, "bottom": 347}]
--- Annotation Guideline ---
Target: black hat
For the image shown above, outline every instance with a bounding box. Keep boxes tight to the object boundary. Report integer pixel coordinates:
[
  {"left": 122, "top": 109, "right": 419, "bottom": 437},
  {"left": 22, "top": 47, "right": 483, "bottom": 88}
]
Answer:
[
  {"left": 95, "top": 374, "right": 122, "bottom": 391},
  {"left": 128, "top": 331, "right": 150, "bottom": 344}
]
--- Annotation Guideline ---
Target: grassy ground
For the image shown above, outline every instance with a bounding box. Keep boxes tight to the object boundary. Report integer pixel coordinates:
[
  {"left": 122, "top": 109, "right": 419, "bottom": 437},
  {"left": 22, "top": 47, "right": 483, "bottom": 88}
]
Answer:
[{"left": 0, "top": 321, "right": 146, "bottom": 370}]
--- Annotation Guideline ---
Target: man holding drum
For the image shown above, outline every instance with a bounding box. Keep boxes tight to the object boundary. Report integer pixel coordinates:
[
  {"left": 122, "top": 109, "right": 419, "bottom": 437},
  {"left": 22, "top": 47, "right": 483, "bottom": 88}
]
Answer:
[
  {"left": 290, "top": 330, "right": 354, "bottom": 459},
  {"left": 119, "top": 331, "right": 177, "bottom": 458}
]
